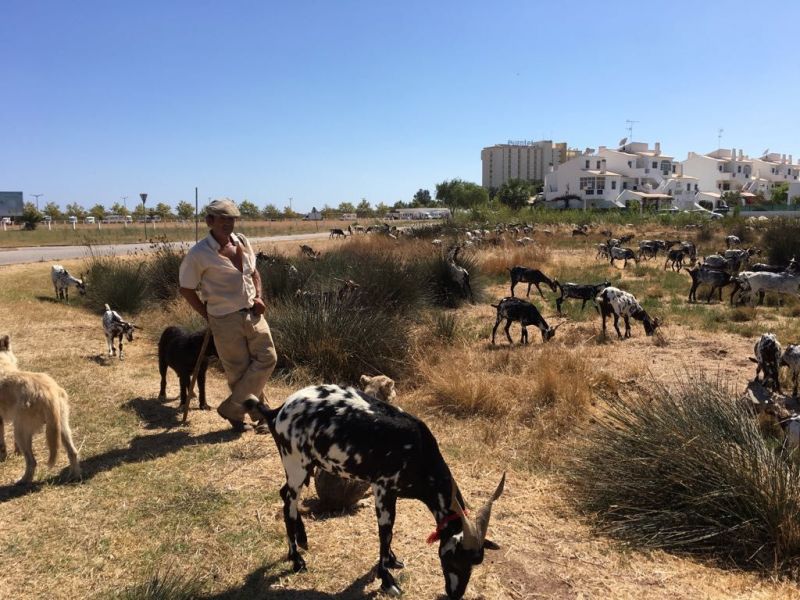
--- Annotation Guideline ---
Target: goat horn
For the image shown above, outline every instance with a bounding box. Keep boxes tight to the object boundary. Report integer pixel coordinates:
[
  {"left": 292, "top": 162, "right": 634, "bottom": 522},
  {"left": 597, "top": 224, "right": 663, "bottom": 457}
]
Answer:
[
  {"left": 450, "top": 481, "right": 479, "bottom": 550},
  {"left": 474, "top": 472, "right": 506, "bottom": 544}
]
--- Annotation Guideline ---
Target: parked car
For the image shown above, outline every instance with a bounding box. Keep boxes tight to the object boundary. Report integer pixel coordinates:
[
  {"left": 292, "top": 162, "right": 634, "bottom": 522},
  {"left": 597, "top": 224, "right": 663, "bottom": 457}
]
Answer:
[
  {"left": 85, "top": 216, "right": 96, "bottom": 224},
  {"left": 68, "top": 216, "right": 78, "bottom": 224}
]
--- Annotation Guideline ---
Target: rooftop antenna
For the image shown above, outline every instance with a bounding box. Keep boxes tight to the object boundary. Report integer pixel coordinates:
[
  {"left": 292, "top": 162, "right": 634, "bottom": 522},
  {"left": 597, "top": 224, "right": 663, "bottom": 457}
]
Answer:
[
  {"left": 717, "top": 128, "right": 724, "bottom": 149},
  {"left": 625, "top": 119, "right": 639, "bottom": 140}
]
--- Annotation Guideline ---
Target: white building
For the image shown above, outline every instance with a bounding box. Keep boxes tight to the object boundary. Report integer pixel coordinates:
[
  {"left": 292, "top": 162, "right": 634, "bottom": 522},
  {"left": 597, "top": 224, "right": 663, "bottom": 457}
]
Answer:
[{"left": 481, "top": 140, "right": 572, "bottom": 190}]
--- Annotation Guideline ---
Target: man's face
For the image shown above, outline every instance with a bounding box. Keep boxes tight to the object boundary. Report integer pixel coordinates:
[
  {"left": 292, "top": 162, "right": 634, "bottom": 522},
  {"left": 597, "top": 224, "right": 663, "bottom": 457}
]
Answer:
[{"left": 209, "top": 215, "right": 236, "bottom": 239}]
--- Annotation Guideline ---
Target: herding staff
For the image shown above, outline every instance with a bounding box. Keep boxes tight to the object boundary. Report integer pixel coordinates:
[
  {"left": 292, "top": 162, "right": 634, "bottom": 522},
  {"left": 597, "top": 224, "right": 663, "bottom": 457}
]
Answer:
[{"left": 183, "top": 305, "right": 211, "bottom": 424}]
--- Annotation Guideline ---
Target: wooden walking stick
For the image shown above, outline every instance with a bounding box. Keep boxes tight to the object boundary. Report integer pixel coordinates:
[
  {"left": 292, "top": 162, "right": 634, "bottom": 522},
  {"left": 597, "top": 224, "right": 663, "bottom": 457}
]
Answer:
[{"left": 183, "top": 326, "right": 211, "bottom": 424}]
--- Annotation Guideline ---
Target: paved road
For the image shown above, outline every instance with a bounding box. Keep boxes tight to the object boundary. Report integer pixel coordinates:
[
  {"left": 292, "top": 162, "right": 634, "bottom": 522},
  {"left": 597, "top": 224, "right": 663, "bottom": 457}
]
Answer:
[{"left": 0, "top": 231, "right": 332, "bottom": 266}]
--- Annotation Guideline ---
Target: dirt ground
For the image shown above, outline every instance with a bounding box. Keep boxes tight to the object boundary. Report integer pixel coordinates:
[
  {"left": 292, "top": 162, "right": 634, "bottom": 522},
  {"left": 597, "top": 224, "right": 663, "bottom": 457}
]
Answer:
[{"left": 1, "top": 230, "right": 799, "bottom": 600}]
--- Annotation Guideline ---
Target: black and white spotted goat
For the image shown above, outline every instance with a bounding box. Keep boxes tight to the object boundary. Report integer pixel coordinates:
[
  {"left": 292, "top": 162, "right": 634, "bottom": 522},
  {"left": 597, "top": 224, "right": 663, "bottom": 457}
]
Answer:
[
  {"left": 782, "top": 344, "right": 800, "bottom": 399},
  {"left": 51, "top": 264, "right": 86, "bottom": 302},
  {"left": 596, "top": 287, "right": 660, "bottom": 339},
  {"left": 102, "top": 304, "right": 139, "bottom": 360},
  {"left": 491, "top": 296, "right": 562, "bottom": 344},
  {"left": 553, "top": 280, "right": 609, "bottom": 314},
  {"left": 750, "top": 333, "right": 782, "bottom": 393},
  {"left": 508, "top": 266, "right": 557, "bottom": 299},
  {"left": 246, "top": 387, "right": 505, "bottom": 599}
]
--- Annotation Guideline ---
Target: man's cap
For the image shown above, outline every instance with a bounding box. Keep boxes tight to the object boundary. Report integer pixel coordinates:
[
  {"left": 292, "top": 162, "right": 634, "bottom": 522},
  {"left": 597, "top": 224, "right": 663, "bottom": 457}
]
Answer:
[{"left": 206, "top": 198, "right": 241, "bottom": 217}]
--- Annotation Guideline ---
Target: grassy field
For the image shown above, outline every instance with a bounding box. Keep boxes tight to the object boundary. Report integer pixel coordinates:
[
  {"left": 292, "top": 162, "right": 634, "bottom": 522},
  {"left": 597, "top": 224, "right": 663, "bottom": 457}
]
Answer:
[
  {"left": 0, "top": 219, "right": 363, "bottom": 248},
  {"left": 2, "top": 226, "right": 800, "bottom": 599}
]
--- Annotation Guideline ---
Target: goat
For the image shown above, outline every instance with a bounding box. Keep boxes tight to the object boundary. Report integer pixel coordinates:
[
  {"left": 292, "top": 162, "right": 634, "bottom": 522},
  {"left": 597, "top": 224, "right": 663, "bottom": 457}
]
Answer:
[
  {"left": 596, "top": 287, "right": 660, "bottom": 339},
  {"left": 491, "top": 297, "right": 561, "bottom": 344},
  {"left": 637, "top": 241, "right": 659, "bottom": 261},
  {"left": 515, "top": 236, "right": 534, "bottom": 246},
  {"left": 329, "top": 228, "right": 347, "bottom": 239},
  {"left": 246, "top": 389, "right": 505, "bottom": 599},
  {"left": 687, "top": 266, "right": 733, "bottom": 303},
  {"left": 508, "top": 266, "right": 557, "bottom": 299},
  {"left": 680, "top": 240, "right": 697, "bottom": 260},
  {"left": 782, "top": 345, "right": 800, "bottom": 398},
  {"left": 750, "top": 333, "right": 782, "bottom": 393},
  {"left": 554, "top": 280, "right": 609, "bottom": 313},
  {"left": 619, "top": 233, "right": 635, "bottom": 244},
  {"left": 102, "top": 304, "right": 139, "bottom": 360},
  {"left": 446, "top": 246, "right": 473, "bottom": 302},
  {"left": 571, "top": 226, "right": 588, "bottom": 236},
  {"left": 51, "top": 265, "right": 86, "bottom": 302},
  {"left": 726, "top": 235, "right": 741, "bottom": 249},
  {"left": 732, "top": 270, "right": 800, "bottom": 307},
  {"left": 299, "top": 244, "right": 321, "bottom": 260},
  {"left": 595, "top": 243, "right": 610, "bottom": 260},
  {"left": 664, "top": 248, "right": 688, "bottom": 272},
  {"left": 157, "top": 326, "right": 218, "bottom": 410},
  {"left": 609, "top": 245, "right": 637, "bottom": 268}
]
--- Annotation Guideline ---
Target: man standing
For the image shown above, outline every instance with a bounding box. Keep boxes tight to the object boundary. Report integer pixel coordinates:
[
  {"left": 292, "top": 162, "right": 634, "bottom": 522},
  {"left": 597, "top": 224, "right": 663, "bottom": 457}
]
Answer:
[{"left": 179, "top": 198, "right": 277, "bottom": 432}]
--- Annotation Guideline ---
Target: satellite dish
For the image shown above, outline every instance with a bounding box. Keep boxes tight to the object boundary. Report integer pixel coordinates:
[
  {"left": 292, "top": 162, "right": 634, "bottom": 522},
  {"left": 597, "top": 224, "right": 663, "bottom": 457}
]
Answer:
[
  {"left": 619, "top": 137, "right": 628, "bottom": 147},
  {"left": 762, "top": 148, "right": 769, "bottom": 157},
  {"left": 586, "top": 148, "right": 595, "bottom": 155}
]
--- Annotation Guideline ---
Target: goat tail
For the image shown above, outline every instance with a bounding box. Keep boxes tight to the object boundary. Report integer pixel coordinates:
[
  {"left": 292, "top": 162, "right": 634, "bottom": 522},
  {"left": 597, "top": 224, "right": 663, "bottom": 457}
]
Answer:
[
  {"left": 44, "top": 390, "right": 66, "bottom": 467},
  {"left": 104, "top": 303, "right": 111, "bottom": 312}
]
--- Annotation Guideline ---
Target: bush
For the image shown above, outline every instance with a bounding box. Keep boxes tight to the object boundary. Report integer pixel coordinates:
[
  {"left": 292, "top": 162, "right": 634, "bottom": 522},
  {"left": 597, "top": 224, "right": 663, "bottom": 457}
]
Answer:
[
  {"left": 146, "top": 239, "right": 187, "bottom": 301},
  {"left": 566, "top": 376, "right": 800, "bottom": 572},
  {"left": 763, "top": 219, "right": 800, "bottom": 266},
  {"left": 269, "top": 297, "right": 410, "bottom": 384},
  {"left": 119, "top": 566, "right": 202, "bottom": 600},
  {"left": 84, "top": 255, "right": 149, "bottom": 314},
  {"left": 422, "top": 250, "right": 485, "bottom": 308}
]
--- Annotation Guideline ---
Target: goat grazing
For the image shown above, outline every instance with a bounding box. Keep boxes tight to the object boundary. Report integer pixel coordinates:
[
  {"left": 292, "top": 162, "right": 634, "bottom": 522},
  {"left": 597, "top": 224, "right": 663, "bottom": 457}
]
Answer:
[
  {"left": 554, "top": 280, "right": 609, "bottom": 313},
  {"left": 733, "top": 270, "right": 800, "bottom": 307},
  {"left": 446, "top": 245, "right": 473, "bottom": 302},
  {"left": 157, "top": 326, "right": 218, "bottom": 410},
  {"left": 609, "top": 245, "right": 637, "bottom": 268},
  {"left": 299, "top": 244, "right": 321, "bottom": 260},
  {"left": 750, "top": 333, "right": 782, "bottom": 393},
  {"left": 508, "top": 266, "right": 557, "bottom": 299},
  {"left": 491, "top": 296, "right": 561, "bottom": 344},
  {"left": 688, "top": 266, "right": 733, "bottom": 303},
  {"left": 596, "top": 287, "right": 660, "bottom": 339},
  {"left": 664, "top": 248, "right": 687, "bottom": 271},
  {"left": 782, "top": 345, "right": 800, "bottom": 398},
  {"left": 329, "top": 228, "right": 347, "bottom": 239},
  {"left": 246, "top": 388, "right": 504, "bottom": 599},
  {"left": 102, "top": 304, "right": 139, "bottom": 360},
  {"left": 726, "top": 235, "right": 741, "bottom": 249},
  {"left": 51, "top": 265, "right": 86, "bottom": 302}
]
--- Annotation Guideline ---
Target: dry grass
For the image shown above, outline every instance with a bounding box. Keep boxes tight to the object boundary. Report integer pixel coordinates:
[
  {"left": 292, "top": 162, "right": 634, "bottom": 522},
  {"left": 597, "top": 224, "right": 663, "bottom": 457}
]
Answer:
[
  {"left": 2, "top": 228, "right": 800, "bottom": 599},
  {"left": 478, "top": 242, "right": 554, "bottom": 279}
]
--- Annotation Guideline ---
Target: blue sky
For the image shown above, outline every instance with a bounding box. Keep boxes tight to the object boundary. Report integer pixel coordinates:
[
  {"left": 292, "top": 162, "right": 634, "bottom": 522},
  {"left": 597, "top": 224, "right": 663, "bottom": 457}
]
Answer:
[{"left": 3, "top": 0, "right": 799, "bottom": 213}]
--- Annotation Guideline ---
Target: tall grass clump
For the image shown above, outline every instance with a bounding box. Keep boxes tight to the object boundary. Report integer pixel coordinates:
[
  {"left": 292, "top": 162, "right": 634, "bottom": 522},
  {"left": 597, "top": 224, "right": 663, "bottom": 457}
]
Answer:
[
  {"left": 84, "top": 254, "right": 150, "bottom": 313},
  {"left": 145, "top": 239, "right": 187, "bottom": 301},
  {"left": 422, "top": 250, "right": 485, "bottom": 308},
  {"left": 566, "top": 375, "right": 800, "bottom": 572},
  {"left": 269, "top": 298, "right": 410, "bottom": 383},
  {"left": 763, "top": 218, "right": 800, "bottom": 267},
  {"left": 255, "top": 250, "right": 305, "bottom": 301},
  {"left": 118, "top": 566, "right": 203, "bottom": 600}
]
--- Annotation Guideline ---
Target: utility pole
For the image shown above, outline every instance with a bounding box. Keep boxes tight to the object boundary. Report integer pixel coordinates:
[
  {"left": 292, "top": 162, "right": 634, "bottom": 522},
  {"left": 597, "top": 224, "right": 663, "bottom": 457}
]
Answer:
[
  {"left": 140, "top": 193, "right": 148, "bottom": 238},
  {"left": 289, "top": 196, "right": 293, "bottom": 214},
  {"left": 32, "top": 194, "right": 43, "bottom": 210},
  {"left": 717, "top": 128, "right": 724, "bottom": 149},
  {"left": 195, "top": 187, "right": 199, "bottom": 242},
  {"left": 121, "top": 195, "right": 128, "bottom": 211},
  {"left": 625, "top": 119, "right": 639, "bottom": 141}
]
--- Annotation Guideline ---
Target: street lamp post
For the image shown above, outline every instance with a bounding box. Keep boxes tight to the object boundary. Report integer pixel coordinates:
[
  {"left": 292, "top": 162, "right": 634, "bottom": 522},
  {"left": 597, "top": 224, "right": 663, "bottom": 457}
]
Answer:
[
  {"left": 140, "top": 193, "right": 148, "bottom": 238},
  {"left": 32, "top": 194, "right": 43, "bottom": 211}
]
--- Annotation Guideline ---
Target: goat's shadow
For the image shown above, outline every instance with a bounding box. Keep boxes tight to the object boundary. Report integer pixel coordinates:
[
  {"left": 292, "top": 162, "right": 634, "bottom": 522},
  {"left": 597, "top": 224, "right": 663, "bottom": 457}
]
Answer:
[
  {"left": 88, "top": 353, "right": 112, "bottom": 366},
  {"left": 124, "top": 395, "right": 186, "bottom": 429},
  {"left": 202, "top": 562, "right": 380, "bottom": 600},
  {"left": 35, "top": 295, "right": 62, "bottom": 304}
]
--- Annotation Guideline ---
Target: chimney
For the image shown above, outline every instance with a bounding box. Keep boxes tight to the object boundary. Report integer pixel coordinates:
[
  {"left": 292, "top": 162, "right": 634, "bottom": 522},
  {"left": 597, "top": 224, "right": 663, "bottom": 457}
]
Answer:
[
  {"left": 655, "top": 142, "right": 661, "bottom": 155},
  {"left": 739, "top": 149, "right": 743, "bottom": 160},
  {"left": 600, "top": 159, "right": 606, "bottom": 174},
  {"left": 790, "top": 155, "right": 794, "bottom": 164},
  {"left": 731, "top": 148, "right": 736, "bottom": 161}
]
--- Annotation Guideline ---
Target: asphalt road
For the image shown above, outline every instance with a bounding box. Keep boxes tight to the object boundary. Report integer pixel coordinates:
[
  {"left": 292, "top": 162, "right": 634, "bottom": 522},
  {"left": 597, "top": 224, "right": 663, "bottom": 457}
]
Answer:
[{"left": 0, "top": 231, "right": 332, "bottom": 266}]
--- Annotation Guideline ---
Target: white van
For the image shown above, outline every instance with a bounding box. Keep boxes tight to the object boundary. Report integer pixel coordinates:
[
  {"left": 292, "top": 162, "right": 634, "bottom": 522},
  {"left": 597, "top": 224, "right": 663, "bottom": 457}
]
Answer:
[
  {"left": 68, "top": 216, "right": 78, "bottom": 224},
  {"left": 85, "top": 216, "right": 96, "bottom": 224}
]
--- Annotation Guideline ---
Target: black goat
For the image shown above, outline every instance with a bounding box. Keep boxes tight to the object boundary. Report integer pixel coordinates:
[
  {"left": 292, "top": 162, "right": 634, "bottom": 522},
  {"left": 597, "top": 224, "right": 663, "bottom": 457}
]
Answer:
[
  {"left": 157, "top": 326, "right": 218, "bottom": 410},
  {"left": 508, "top": 266, "right": 557, "bottom": 298},
  {"left": 609, "top": 246, "right": 637, "bottom": 268},
  {"left": 750, "top": 334, "right": 782, "bottom": 393},
  {"left": 491, "top": 297, "right": 561, "bottom": 344},
  {"left": 554, "top": 280, "right": 610, "bottom": 313},
  {"left": 688, "top": 266, "right": 733, "bottom": 303}
]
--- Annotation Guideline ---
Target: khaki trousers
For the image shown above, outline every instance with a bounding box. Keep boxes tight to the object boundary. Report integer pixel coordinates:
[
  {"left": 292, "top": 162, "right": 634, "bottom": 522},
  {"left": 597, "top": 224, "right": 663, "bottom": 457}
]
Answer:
[{"left": 208, "top": 310, "right": 277, "bottom": 422}]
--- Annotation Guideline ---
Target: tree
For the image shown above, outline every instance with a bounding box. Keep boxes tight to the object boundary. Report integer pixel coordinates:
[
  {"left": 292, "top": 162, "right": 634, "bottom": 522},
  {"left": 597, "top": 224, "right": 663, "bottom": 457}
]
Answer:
[
  {"left": 497, "top": 179, "right": 533, "bottom": 210},
  {"left": 262, "top": 203, "right": 282, "bottom": 220},
  {"left": 411, "top": 188, "right": 432, "bottom": 207},
  {"left": 435, "top": 179, "right": 489, "bottom": 209},
  {"left": 89, "top": 204, "right": 106, "bottom": 221},
  {"left": 132, "top": 203, "right": 147, "bottom": 219},
  {"left": 282, "top": 205, "right": 300, "bottom": 219},
  {"left": 356, "top": 198, "right": 373, "bottom": 217},
  {"left": 393, "top": 200, "right": 408, "bottom": 209},
  {"left": 238, "top": 200, "right": 261, "bottom": 219},
  {"left": 43, "top": 202, "right": 63, "bottom": 220},
  {"left": 110, "top": 202, "right": 130, "bottom": 217},
  {"left": 65, "top": 203, "right": 87, "bottom": 219},
  {"left": 338, "top": 201, "right": 356, "bottom": 214},
  {"left": 21, "top": 202, "right": 43, "bottom": 229},
  {"left": 175, "top": 201, "right": 195, "bottom": 220},
  {"left": 770, "top": 182, "right": 789, "bottom": 204},
  {"left": 154, "top": 202, "right": 174, "bottom": 220},
  {"left": 374, "top": 202, "right": 390, "bottom": 216}
]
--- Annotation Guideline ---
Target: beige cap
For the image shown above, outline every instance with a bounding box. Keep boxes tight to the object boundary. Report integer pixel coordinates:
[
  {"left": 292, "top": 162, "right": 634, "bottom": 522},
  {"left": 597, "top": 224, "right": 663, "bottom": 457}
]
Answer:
[{"left": 206, "top": 198, "right": 241, "bottom": 217}]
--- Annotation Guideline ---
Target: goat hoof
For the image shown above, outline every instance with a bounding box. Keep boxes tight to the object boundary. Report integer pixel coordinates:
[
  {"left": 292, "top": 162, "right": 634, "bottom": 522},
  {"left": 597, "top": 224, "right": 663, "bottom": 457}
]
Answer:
[
  {"left": 381, "top": 583, "right": 402, "bottom": 597},
  {"left": 291, "top": 556, "right": 307, "bottom": 573},
  {"left": 157, "top": 394, "right": 167, "bottom": 402},
  {"left": 386, "top": 556, "right": 404, "bottom": 569},
  {"left": 199, "top": 403, "right": 212, "bottom": 410}
]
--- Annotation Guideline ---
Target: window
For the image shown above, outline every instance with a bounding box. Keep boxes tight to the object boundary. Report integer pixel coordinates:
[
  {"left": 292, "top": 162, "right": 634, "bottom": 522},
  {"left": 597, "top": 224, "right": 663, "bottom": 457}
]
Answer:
[
  {"left": 672, "top": 165, "right": 676, "bottom": 173},
  {"left": 737, "top": 165, "right": 741, "bottom": 173},
  {"left": 623, "top": 182, "right": 628, "bottom": 189},
  {"left": 718, "top": 165, "right": 723, "bottom": 171},
  {"left": 652, "top": 161, "right": 658, "bottom": 169},
  {"left": 628, "top": 161, "right": 633, "bottom": 168},
  {"left": 611, "top": 180, "right": 617, "bottom": 190},
  {"left": 596, "top": 160, "right": 601, "bottom": 169}
]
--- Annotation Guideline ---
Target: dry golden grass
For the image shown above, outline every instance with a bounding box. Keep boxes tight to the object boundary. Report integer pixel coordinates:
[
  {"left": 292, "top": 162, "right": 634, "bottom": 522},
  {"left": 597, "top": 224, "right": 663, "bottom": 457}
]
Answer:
[
  {"left": 478, "top": 242, "right": 554, "bottom": 278},
  {"left": 1, "top": 226, "right": 799, "bottom": 599}
]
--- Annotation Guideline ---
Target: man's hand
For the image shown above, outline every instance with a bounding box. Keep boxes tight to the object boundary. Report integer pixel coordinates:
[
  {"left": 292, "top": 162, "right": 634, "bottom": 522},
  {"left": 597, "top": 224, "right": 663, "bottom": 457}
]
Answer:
[{"left": 252, "top": 297, "right": 266, "bottom": 315}]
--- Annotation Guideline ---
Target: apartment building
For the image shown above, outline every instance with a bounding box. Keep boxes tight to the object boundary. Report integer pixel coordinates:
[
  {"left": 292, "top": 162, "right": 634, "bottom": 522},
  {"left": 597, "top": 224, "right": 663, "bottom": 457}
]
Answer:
[{"left": 481, "top": 140, "right": 571, "bottom": 190}]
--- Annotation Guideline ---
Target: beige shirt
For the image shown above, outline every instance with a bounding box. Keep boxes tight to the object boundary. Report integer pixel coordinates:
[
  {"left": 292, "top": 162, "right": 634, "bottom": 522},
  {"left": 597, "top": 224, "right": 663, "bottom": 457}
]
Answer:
[{"left": 179, "top": 232, "right": 257, "bottom": 317}]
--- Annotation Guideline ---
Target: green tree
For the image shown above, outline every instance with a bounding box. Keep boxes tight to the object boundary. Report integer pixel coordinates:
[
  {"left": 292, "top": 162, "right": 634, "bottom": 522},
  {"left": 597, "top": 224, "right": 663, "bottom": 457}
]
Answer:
[
  {"left": 393, "top": 200, "right": 408, "bottom": 209},
  {"left": 411, "top": 188, "right": 432, "bottom": 207},
  {"left": 21, "top": 202, "right": 43, "bottom": 229},
  {"left": 435, "top": 179, "right": 489, "bottom": 209},
  {"left": 132, "top": 203, "right": 147, "bottom": 219},
  {"left": 238, "top": 200, "right": 261, "bottom": 219},
  {"left": 374, "top": 202, "right": 390, "bottom": 216},
  {"left": 282, "top": 205, "right": 299, "bottom": 219},
  {"left": 175, "top": 201, "right": 195, "bottom": 220},
  {"left": 497, "top": 179, "right": 534, "bottom": 210},
  {"left": 338, "top": 201, "right": 356, "bottom": 214},
  {"left": 89, "top": 204, "right": 106, "bottom": 221},
  {"left": 43, "top": 202, "right": 63, "bottom": 220},
  {"left": 65, "top": 203, "right": 87, "bottom": 219},
  {"left": 262, "top": 203, "right": 282, "bottom": 220},
  {"left": 356, "top": 198, "right": 373, "bottom": 217},
  {"left": 110, "top": 202, "right": 130, "bottom": 217},
  {"left": 152, "top": 202, "right": 173, "bottom": 219},
  {"left": 771, "top": 182, "right": 789, "bottom": 204}
]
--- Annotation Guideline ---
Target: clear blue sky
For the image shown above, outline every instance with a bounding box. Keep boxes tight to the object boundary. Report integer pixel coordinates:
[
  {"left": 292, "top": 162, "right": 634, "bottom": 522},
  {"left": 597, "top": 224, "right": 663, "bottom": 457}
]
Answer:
[{"left": 3, "top": 0, "right": 799, "bottom": 213}]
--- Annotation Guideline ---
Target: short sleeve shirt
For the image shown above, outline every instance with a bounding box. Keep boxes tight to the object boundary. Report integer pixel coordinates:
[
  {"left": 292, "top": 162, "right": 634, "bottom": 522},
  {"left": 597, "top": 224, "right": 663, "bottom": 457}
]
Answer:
[{"left": 179, "top": 232, "right": 257, "bottom": 317}]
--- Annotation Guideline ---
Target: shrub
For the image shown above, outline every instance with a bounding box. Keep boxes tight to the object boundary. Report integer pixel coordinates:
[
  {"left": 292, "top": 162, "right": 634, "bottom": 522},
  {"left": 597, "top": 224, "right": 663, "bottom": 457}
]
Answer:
[
  {"left": 84, "top": 255, "right": 149, "bottom": 314},
  {"left": 146, "top": 239, "right": 186, "bottom": 301},
  {"left": 255, "top": 250, "right": 305, "bottom": 302},
  {"left": 566, "top": 376, "right": 800, "bottom": 572},
  {"left": 421, "top": 250, "right": 485, "bottom": 308},
  {"left": 763, "top": 219, "right": 800, "bottom": 266},
  {"left": 119, "top": 566, "right": 202, "bottom": 600},
  {"left": 269, "top": 297, "right": 410, "bottom": 384}
]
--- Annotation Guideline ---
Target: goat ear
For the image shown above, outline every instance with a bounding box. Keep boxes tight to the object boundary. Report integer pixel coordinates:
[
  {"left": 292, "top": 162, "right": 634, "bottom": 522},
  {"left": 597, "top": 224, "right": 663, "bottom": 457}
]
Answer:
[
  {"left": 748, "top": 357, "right": 758, "bottom": 363},
  {"left": 359, "top": 374, "right": 371, "bottom": 387},
  {"left": 483, "top": 539, "right": 501, "bottom": 551}
]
